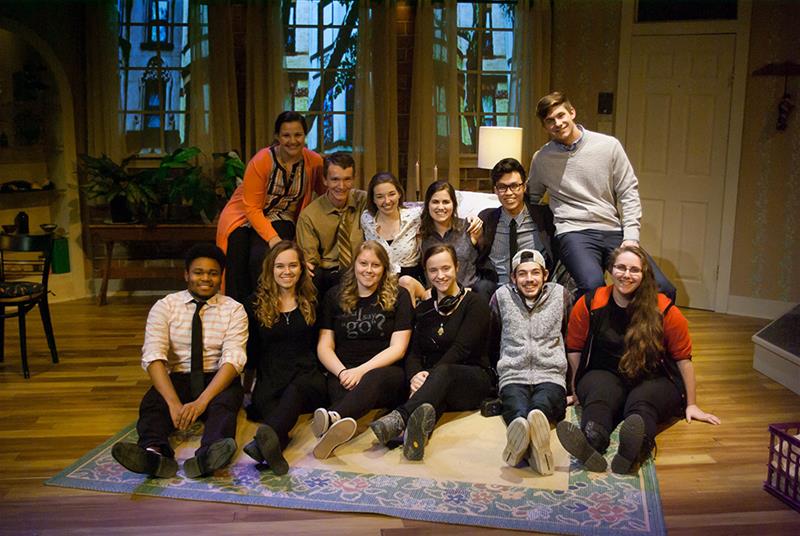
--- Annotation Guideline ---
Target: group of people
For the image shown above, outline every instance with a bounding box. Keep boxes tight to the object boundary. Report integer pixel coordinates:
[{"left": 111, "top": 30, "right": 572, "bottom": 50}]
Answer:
[{"left": 111, "top": 93, "right": 720, "bottom": 483}]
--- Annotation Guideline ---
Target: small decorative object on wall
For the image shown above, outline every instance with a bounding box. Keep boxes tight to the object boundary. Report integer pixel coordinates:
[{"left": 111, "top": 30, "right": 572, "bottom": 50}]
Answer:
[{"left": 752, "top": 61, "right": 800, "bottom": 131}]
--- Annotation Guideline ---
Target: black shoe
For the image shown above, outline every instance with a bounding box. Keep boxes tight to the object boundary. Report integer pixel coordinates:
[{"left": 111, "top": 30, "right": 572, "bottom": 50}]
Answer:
[
  {"left": 556, "top": 421, "right": 608, "bottom": 472},
  {"left": 611, "top": 414, "right": 646, "bottom": 474},
  {"left": 255, "top": 425, "right": 289, "bottom": 476},
  {"left": 243, "top": 439, "right": 264, "bottom": 463},
  {"left": 111, "top": 441, "right": 178, "bottom": 479},
  {"left": 403, "top": 403, "right": 436, "bottom": 461},
  {"left": 183, "top": 438, "right": 237, "bottom": 478}
]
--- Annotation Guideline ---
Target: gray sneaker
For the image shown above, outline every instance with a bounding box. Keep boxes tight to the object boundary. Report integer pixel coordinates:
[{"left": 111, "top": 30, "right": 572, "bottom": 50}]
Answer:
[
  {"left": 369, "top": 410, "right": 406, "bottom": 445},
  {"left": 502, "top": 417, "right": 530, "bottom": 467},
  {"left": 527, "top": 409, "right": 554, "bottom": 475},
  {"left": 403, "top": 403, "right": 436, "bottom": 461}
]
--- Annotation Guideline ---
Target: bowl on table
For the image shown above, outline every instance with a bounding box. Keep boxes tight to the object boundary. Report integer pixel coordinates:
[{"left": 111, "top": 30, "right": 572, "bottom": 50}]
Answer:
[
  {"left": 40, "top": 223, "right": 58, "bottom": 233},
  {"left": 1, "top": 224, "right": 17, "bottom": 234}
]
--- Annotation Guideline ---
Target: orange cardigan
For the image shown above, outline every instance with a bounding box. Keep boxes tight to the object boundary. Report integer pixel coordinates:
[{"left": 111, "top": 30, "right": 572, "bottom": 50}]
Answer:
[{"left": 215, "top": 146, "right": 324, "bottom": 253}]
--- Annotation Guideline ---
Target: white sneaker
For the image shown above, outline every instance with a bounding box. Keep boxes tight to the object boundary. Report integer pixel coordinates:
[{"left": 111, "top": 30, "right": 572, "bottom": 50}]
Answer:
[
  {"left": 502, "top": 416, "right": 530, "bottom": 466},
  {"left": 311, "top": 408, "right": 340, "bottom": 438},
  {"left": 527, "top": 409, "right": 554, "bottom": 475},
  {"left": 313, "top": 417, "right": 357, "bottom": 459}
]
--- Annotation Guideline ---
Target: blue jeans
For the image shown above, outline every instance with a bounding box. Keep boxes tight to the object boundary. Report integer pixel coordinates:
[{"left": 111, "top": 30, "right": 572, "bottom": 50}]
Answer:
[
  {"left": 500, "top": 382, "right": 566, "bottom": 426},
  {"left": 557, "top": 229, "right": 676, "bottom": 301}
]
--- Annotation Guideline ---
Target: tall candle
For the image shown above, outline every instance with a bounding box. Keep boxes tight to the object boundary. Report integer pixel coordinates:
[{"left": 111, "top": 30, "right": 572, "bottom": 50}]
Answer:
[
  {"left": 433, "top": 164, "right": 438, "bottom": 182},
  {"left": 415, "top": 160, "right": 421, "bottom": 199}
]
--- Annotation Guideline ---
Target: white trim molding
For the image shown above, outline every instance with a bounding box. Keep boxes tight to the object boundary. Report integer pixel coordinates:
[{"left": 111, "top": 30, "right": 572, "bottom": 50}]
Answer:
[{"left": 727, "top": 295, "right": 797, "bottom": 320}]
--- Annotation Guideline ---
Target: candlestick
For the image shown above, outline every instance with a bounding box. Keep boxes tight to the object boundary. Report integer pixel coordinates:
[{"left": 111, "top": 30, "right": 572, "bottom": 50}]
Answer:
[
  {"left": 415, "top": 160, "right": 421, "bottom": 200},
  {"left": 433, "top": 164, "right": 438, "bottom": 182}
]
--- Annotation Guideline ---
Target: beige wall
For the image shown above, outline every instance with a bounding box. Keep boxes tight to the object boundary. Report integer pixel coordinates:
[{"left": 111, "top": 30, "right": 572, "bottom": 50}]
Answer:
[
  {"left": 730, "top": 0, "right": 800, "bottom": 303},
  {"left": 551, "top": 0, "right": 621, "bottom": 132}
]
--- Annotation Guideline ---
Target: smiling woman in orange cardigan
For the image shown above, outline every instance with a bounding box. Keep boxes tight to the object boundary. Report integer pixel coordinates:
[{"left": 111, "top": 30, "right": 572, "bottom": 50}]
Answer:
[{"left": 216, "top": 112, "right": 324, "bottom": 301}]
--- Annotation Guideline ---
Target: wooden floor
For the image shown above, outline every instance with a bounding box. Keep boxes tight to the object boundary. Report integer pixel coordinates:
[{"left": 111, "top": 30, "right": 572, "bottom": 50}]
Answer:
[{"left": 0, "top": 297, "right": 798, "bottom": 535}]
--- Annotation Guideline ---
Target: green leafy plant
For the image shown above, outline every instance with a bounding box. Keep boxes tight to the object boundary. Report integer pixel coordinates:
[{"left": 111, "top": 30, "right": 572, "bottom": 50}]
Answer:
[
  {"left": 152, "top": 147, "right": 216, "bottom": 220},
  {"left": 79, "top": 153, "right": 160, "bottom": 221},
  {"left": 213, "top": 150, "right": 245, "bottom": 199}
]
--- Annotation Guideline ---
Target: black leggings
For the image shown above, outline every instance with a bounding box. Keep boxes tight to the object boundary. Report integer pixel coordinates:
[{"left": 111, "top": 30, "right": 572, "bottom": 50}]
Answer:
[
  {"left": 398, "top": 363, "right": 492, "bottom": 422},
  {"left": 327, "top": 366, "right": 406, "bottom": 420},
  {"left": 259, "top": 370, "right": 328, "bottom": 449},
  {"left": 577, "top": 368, "right": 683, "bottom": 442},
  {"left": 136, "top": 372, "right": 243, "bottom": 458},
  {"left": 225, "top": 221, "right": 295, "bottom": 302}
]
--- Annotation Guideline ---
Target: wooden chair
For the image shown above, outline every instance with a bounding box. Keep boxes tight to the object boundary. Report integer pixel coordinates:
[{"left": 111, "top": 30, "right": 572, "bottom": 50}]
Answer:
[{"left": 0, "top": 234, "right": 58, "bottom": 378}]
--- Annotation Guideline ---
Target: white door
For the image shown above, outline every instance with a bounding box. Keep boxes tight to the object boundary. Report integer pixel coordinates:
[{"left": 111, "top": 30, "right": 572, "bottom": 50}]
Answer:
[{"left": 625, "top": 34, "right": 734, "bottom": 309}]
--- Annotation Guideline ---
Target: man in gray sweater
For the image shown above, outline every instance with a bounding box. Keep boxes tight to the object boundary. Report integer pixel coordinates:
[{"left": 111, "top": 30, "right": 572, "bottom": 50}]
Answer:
[
  {"left": 489, "top": 249, "right": 569, "bottom": 475},
  {"left": 528, "top": 92, "right": 675, "bottom": 301}
]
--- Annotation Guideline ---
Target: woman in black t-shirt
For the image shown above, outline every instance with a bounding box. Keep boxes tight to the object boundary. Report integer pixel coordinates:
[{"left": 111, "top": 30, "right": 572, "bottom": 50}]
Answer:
[
  {"left": 369, "top": 244, "right": 493, "bottom": 460},
  {"left": 241, "top": 241, "right": 326, "bottom": 475},
  {"left": 312, "top": 240, "right": 414, "bottom": 459}
]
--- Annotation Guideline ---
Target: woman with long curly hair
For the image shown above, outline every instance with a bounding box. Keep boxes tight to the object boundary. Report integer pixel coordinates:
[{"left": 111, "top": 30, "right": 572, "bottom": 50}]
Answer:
[
  {"left": 242, "top": 241, "right": 327, "bottom": 475},
  {"left": 311, "top": 240, "right": 414, "bottom": 459},
  {"left": 557, "top": 245, "right": 720, "bottom": 474}
]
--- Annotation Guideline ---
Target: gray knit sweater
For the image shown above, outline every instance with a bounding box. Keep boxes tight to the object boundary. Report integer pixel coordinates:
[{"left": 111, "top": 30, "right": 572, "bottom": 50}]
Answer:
[
  {"left": 490, "top": 282, "right": 568, "bottom": 391},
  {"left": 528, "top": 128, "right": 642, "bottom": 242}
]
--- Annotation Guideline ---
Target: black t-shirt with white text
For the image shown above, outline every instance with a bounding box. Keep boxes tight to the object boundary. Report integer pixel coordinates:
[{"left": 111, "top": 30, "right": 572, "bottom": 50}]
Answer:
[{"left": 321, "top": 285, "right": 414, "bottom": 368}]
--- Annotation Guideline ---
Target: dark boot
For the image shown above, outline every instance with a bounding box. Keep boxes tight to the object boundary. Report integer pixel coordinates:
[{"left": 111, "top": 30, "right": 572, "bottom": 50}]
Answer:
[
  {"left": 584, "top": 420, "right": 611, "bottom": 454},
  {"left": 611, "top": 414, "right": 646, "bottom": 474},
  {"left": 556, "top": 421, "right": 608, "bottom": 472}
]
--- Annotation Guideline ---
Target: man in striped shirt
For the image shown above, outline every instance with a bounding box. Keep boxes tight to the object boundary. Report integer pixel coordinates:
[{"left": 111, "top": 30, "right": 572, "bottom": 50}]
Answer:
[{"left": 112, "top": 244, "right": 248, "bottom": 479}]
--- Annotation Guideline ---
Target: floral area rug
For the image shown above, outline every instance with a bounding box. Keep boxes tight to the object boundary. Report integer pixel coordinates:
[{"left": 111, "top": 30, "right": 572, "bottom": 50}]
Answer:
[{"left": 46, "top": 407, "right": 665, "bottom": 535}]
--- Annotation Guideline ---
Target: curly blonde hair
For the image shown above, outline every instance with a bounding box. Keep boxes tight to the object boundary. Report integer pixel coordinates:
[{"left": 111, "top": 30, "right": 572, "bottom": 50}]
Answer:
[
  {"left": 253, "top": 241, "right": 317, "bottom": 328},
  {"left": 612, "top": 245, "right": 665, "bottom": 380},
  {"left": 338, "top": 240, "right": 398, "bottom": 314}
]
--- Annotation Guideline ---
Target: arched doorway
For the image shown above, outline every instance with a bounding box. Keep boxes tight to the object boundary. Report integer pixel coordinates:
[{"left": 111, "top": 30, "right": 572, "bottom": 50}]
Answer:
[{"left": 0, "top": 17, "right": 87, "bottom": 301}]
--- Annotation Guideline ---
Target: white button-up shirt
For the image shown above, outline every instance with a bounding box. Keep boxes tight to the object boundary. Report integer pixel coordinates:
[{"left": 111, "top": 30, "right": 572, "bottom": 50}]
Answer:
[{"left": 141, "top": 290, "right": 248, "bottom": 374}]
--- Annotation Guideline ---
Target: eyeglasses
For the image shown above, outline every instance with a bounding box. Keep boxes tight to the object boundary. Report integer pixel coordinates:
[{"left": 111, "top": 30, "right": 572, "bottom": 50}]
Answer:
[
  {"left": 495, "top": 182, "right": 525, "bottom": 194},
  {"left": 612, "top": 264, "right": 642, "bottom": 276}
]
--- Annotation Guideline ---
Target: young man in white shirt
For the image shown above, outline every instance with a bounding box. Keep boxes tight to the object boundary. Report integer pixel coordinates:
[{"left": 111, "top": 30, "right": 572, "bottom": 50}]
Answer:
[{"left": 112, "top": 244, "right": 248, "bottom": 479}]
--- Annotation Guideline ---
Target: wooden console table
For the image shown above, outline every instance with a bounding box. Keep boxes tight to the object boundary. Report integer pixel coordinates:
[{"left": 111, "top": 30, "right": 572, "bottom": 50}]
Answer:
[{"left": 89, "top": 223, "right": 216, "bottom": 305}]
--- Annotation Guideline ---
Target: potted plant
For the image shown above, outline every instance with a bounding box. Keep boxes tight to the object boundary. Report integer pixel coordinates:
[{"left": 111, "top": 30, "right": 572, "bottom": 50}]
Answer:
[
  {"left": 152, "top": 146, "right": 218, "bottom": 222},
  {"left": 79, "top": 153, "right": 160, "bottom": 223}
]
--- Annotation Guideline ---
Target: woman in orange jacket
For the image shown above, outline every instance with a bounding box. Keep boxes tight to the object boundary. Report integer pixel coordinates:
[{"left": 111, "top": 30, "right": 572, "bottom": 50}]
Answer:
[{"left": 216, "top": 111, "right": 324, "bottom": 302}]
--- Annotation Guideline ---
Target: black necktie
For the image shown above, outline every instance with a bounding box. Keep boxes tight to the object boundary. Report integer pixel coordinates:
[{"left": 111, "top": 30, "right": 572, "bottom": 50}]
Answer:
[
  {"left": 509, "top": 218, "right": 518, "bottom": 272},
  {"left": 190, "top": 299, "right": 206, "bottom": 399}
]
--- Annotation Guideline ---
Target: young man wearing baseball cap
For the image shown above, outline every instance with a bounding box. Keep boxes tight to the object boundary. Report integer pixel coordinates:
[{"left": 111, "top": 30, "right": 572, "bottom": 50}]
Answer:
[{"left": 489, "top": 249, "right": 570, "bottom": 475}]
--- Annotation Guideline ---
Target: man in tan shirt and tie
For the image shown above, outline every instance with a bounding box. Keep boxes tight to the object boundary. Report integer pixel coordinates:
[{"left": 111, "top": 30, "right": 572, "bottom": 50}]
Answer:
[{"left": 296, "top": 152, "right": 367, "bottom": 296}]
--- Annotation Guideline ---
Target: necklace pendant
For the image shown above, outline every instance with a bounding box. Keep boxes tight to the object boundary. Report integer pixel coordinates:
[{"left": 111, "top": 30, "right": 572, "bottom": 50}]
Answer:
[{"left": 437, "top": 324, "right": 444, "bottom": 336}]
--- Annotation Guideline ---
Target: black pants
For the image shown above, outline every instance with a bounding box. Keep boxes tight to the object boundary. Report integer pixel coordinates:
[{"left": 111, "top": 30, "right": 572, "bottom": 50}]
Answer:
[
  {"left": 312, "top": 267, "right": 342, "bottom": 299},
  {"left": 327, "top": 366, "right": 406, "bottom": 420},
  {"left": 136, "top": 372, "right": 243, "bottom": 458},
  {"left": 225, "top": 221, "right": 296, "bottom": 302},
  {"left": 258, "top": 370, "right": 328, "bottom": 449},
  {"left": 577, "top": 369, "right": 683, "bottom": 442},
  {"left": 500, "top": 382, "right": 566, "bottom": 426},
  {"left": 398, "top": 363, "right": 493, "bottom": 422}
]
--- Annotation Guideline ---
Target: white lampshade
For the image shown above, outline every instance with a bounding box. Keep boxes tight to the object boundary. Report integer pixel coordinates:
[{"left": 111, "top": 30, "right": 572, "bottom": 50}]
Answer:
[{"left": 477, "top": 126, "right": 523, "bottom": 169}]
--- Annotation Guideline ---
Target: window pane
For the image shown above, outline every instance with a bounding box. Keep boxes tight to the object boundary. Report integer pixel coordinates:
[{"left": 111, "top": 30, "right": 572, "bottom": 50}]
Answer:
[
  {"left": 285, "top": 28, "right": 320, "bottom": 70},
  {"left": 481, "top": 74, "right": 510, "bottom": 116},
  {"left": 305, "top": 114, "right": 320, "bottom": 151},
  {"left": 457, "top": 29, "right": 477, "bottom": 70},
  {"left": 459, "top": 72, "right": 478, "bottom": 114},
  {"left": 288, "top": 71, "right": 313, "bottom": 112},
  {"left": 483, "top": 31, "right": 513, "bottom": 71},
  {"left": 290, "top": 0, "right": 318, "bottom": 26},
  {"left": 488, "top": 4, "right": 514, "bottom": 29},
  {"left": 323, "top": 0, "right": 353, "bottom": 26},
  {"left": 460, "top": 114, "right": 477, "bottom": 153},
  {"left": 321, "top": 113, "right": 353, "bottom": 152},
  {"left": 323, "top": 69, "right": 354, "bottom": 113},
  {"left": 457, "top": 2, "right": 478, "bottom": 27}
]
